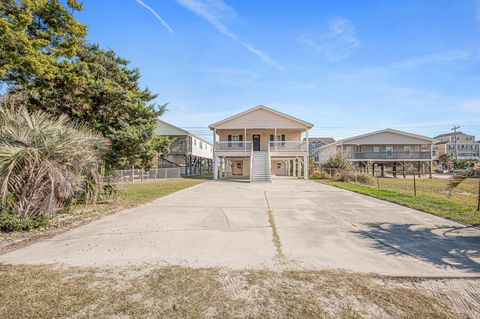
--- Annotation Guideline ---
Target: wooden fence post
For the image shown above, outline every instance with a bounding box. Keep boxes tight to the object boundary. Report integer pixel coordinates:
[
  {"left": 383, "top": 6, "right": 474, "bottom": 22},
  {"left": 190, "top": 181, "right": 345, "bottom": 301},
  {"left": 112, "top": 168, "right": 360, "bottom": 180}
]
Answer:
[
  {"left": 413, "top": 172, "right": 417, "bottom": 196},
  {"left": 131, "top": 166, "right": 134, "bottom": 183}
]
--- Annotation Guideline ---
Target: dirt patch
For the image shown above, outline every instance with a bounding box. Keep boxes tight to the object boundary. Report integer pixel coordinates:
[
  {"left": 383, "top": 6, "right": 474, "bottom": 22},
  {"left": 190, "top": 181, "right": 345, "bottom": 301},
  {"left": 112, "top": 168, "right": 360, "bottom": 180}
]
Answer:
[{"left": 0, "top": 264, "right": 477, "bottom": 318}]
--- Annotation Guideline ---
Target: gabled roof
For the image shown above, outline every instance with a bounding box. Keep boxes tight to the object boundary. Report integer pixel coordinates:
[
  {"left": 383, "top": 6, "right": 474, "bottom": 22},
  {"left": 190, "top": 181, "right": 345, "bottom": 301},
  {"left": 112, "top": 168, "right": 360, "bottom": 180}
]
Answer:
[
  {"left": 338, "top": 128, "right": 435, "bottom": 144},
  {"left": 309, "top": 137, "right": 336, "bottom": 144},
  {"left": 156, "top": 119, "right": 212, "bottom": 146},
  {"left": 314, "top": 128, "right": 435, "bottom": 152},
  {"left": 208, "top": 105, "right": 314, "bottom": 130},
  {"left": 433, "top": 131, "right": 475, "bottom": 139}
]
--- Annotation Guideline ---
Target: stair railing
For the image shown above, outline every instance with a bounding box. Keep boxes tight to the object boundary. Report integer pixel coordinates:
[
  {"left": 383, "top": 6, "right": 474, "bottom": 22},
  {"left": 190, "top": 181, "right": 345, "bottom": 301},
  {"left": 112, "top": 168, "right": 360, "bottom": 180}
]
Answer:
[
  {"left": 249, "top": 142, "right": 254, "bottom": 182},
  {"left": 267, "top": 142, "right": 272, "bottom": 180}
]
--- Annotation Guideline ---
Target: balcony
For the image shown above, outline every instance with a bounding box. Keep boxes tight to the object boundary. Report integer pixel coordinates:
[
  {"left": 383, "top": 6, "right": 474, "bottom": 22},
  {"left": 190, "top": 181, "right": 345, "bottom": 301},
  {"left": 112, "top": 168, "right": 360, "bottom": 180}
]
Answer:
[
  {"left": 351, "top": 151, "right": 432, "bottom": 160},
  {"left": 268, "top": 141, "right": 307, "bottom": 156},
  {"left": 214, "top": 141, "right": 252, "bottom": 153}
]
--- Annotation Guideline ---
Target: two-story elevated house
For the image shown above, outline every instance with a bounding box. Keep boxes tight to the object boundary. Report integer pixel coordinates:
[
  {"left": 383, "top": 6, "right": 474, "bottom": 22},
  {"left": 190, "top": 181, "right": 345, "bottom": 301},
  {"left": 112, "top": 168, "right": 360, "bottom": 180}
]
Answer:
[
  {"left": 209, "top": 105, "right": 313, "bottom": 182},
  {"left": 156, "top": 119, "right": 213, "bottom": 175},
  {"left": 315, "top": 128, "right": 435, "bottom": 177},
  {"left": 433, "top": 132, "right": 480, "bottom": 161}
]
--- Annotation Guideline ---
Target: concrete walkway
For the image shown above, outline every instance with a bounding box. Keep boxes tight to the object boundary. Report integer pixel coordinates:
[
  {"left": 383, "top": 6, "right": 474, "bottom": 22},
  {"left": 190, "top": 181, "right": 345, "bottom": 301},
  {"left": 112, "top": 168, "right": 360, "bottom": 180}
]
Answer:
[{"left": 1, "top": 178, "right": 479, "bottom": 276}]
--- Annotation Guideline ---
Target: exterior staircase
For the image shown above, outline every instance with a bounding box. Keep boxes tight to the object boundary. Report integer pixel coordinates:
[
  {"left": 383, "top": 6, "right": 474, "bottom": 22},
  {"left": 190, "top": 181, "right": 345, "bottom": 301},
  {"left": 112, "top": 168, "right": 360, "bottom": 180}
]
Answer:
[{"left": 250, "top": 151, "right": 272, "bottom": 182}]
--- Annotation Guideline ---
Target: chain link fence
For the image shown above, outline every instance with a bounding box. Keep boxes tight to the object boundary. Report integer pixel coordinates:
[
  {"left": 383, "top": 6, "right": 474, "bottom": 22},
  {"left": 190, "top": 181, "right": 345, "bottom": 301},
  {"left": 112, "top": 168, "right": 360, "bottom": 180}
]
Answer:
[
  {"left": 109, "top": 168, "right": 181, "bottom": 183},
  {"left": 315, "top": 166, "right": 480, "bottom": 211}
]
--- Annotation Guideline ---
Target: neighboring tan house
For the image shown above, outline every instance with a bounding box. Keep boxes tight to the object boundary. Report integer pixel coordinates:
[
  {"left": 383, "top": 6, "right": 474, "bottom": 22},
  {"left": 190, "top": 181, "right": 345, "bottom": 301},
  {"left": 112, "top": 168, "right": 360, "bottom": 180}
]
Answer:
[
  {"left": 433, "top": 132, "right": 480, "bottom": 161},
  {"left": 209, "top": 105, "right": 313, "bottom": 182},
  {"left": 156, "top": 119, "right": 213, "bottom": 175},
  {"left": 307, "top": 137, "right": 336, "bottom": 163},
  {"left": 315, "top": 128, "right": 435, "bottom": 177}
]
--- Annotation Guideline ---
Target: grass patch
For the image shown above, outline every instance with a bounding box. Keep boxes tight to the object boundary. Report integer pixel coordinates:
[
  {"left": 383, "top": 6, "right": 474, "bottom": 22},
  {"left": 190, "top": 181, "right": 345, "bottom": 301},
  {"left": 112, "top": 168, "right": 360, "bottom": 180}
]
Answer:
[
  {"left": 118, "top": 177, "right": 207, "bottom": 206},
  {"left": 320, "top": 180, "right": 480, "bottom": 225},
  {"left": 0, "top": 177, "right": 209, "bottom": 250},
  {"left": 0, "top": 264, "right": 469, "bottom": 319}
]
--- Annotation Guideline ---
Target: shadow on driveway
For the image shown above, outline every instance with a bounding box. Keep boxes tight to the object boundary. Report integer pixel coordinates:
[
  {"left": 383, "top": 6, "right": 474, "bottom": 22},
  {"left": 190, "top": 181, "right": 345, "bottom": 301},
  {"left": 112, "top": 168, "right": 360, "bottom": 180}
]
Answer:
[{"left": 352, "top": 223, "right": 480, "bottom": 273}]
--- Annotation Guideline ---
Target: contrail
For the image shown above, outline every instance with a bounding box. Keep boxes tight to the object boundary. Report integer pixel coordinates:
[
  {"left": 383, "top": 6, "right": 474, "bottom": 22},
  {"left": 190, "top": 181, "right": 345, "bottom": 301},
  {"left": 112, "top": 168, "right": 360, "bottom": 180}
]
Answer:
[
  {"left": 136, "top": 0, "right": 174, "bottom": 33},
  {"left": 176, "top": 0, "right": 282, "bottom": 69}
]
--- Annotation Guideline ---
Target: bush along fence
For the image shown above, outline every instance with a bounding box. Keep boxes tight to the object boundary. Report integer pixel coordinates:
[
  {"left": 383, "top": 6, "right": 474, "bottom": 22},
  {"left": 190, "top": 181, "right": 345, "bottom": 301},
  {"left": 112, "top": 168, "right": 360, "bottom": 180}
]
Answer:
[
  {"left": 110, "top": 168, "right": 181, "bottom": 183},
  {"left": 315, "top": 167, "right": 480, "bottom": 212}
]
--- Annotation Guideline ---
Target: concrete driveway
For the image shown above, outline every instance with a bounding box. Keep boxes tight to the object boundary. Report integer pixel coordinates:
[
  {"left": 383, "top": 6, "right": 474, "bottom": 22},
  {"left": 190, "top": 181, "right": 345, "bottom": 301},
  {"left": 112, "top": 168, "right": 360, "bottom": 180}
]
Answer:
[{"left": 1, "top": 177, "right": 479, "bottom": 277}]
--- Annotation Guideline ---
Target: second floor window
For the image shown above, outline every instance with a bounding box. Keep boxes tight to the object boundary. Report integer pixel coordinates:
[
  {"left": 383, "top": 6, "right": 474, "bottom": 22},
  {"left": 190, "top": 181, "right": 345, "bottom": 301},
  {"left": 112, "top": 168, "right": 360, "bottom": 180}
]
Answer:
[{"left": 227, "top": 134, "right": 243, "bottom": 147}]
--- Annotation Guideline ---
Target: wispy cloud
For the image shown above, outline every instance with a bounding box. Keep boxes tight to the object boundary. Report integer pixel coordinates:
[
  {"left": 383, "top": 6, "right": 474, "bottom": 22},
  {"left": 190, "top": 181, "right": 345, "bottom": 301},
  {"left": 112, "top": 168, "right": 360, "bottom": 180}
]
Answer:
[
  {"left": 136, "top": 0, "right": 174, "bottom": 33},
  {"left": 175, "top": 0, "right": 281, "bottom": 69},
  {"left": 297, "top": 17, "right": 360, "bottom": 63},
  {"left": 392, "top": 50, "right": 478, "bottom": 69}
]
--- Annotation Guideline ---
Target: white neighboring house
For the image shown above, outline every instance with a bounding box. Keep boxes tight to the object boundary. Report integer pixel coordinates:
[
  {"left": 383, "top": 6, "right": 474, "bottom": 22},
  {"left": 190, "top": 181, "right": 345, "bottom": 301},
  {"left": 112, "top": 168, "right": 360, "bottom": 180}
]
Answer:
[
  {"left": 209, "top": 105, "right": 313, "bottom": 182},
  {"left": 156, "top": 119, "right": 213, "bottom": 175},
  {"left": 315, "top": 128, "right": 436, "bottom": 177}
]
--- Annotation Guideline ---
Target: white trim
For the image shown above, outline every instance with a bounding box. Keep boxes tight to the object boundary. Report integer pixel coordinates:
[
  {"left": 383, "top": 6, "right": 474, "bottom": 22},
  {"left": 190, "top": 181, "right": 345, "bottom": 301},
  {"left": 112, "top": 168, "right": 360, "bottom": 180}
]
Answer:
[
  {"left": 208, "top": 105, "right": 314, "bottom": 129},
  {"left": 157, "top": 119, "right": 213, "bottom": 147}
]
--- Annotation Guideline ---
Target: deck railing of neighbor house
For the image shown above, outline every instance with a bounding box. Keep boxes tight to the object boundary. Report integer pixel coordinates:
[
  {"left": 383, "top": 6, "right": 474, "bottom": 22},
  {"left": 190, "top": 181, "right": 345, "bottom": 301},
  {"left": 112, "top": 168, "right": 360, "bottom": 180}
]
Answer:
[
  {"left": 214, "top": 141, "right": 253, "bottom": 152},
  {"left": 351, "top": 151, "right": 432, "bottom": 160},
  {"left": 269, "top": 141, "right": 307, "bottom": 152}
]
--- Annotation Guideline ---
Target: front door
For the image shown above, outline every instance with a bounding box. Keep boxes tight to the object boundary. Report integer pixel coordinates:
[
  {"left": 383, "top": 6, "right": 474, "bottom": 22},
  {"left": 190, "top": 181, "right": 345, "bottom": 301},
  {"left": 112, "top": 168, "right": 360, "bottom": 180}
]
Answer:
[{"left": 253, "top": 135, "right": 260, "bottom": 151}]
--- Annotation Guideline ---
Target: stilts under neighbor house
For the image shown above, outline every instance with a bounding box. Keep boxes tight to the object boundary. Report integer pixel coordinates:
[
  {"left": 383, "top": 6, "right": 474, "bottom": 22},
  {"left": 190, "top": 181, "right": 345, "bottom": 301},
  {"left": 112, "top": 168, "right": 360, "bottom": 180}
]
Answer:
[
  {"left": 209, "top": 105, "right": 313, "bottom": 182},
  {"left": 314, "top": 128, "right": 436, "bottom": 177},
  {"left": 156, "top": 119, "right": 213, "bottom": 175}
]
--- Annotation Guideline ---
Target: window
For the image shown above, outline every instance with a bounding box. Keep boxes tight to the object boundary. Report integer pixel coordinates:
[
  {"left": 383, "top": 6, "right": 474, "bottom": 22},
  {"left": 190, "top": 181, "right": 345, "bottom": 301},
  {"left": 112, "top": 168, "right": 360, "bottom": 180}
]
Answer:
[
  {"left": 199, "top": 141, "right": 203, "bottom": 149},
  {"left": 404, "top": 146, "right": 411, "bottom": 154},
  {"left": 386, "top": 146, "right": 393, "bottom": 157},
  {"left": 227, "top": 134, "right": 243, "bottom": 147},
  {"left": 276, "top": 162, "right": 282, "bottom": 169},
  {"left": 373, "top": 146, "right": 380, "bottom": 152},
  {"left": 344, "top": 145, "right": 353, "bottom": 157},
  {"left": 194, "top": 139, "right": 196, "bottom": 146},
  {"left": 270, "top": 134, "right": 286, "bottom": 147}
]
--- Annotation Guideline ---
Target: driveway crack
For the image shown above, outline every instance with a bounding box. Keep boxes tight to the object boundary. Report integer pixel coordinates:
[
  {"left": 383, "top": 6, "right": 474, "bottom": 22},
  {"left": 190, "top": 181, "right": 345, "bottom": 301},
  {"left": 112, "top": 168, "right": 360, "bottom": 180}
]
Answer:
[
  {"left": 219, "top": 208, "right": 231, "bottom": 230},
  {"left": 264, "top": 191, "right": 284, "bottom": 260}
]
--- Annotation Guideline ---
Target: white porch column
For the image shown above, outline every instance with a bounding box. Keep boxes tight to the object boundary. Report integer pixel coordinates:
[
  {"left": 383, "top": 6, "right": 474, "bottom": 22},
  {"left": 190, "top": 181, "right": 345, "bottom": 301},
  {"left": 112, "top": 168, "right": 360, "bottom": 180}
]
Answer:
[
  {"left": 218, "top": 157, "right": 222, "bottom": 179},
  {"left": 305, "top": 129, "right": 309, "bottom": 180},
  {"left": 244, "top": 128, "right": 247, "bottom": 151},
  {"left": 304, "top": 155, "right": 308, "bottom": 180},
  {"left": 296, "top": 157, "right": 300, "bottom": 178},
  {"left": 213, "top": 156, "right": 218, "bottom": 180},
  {"left": 293, "top": 159, "right": 296, "bottom": 177},
  {"left": 213, "top": 129, "right": 218, "bottom": 180}
]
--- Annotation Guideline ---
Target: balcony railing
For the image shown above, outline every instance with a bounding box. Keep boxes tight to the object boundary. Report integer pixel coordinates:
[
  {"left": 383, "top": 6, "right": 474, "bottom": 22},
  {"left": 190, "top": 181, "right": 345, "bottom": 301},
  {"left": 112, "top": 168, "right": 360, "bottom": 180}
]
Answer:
[
  {"left": 351, "top": 151, "right": 432, "bottom": 160},
  {"left": 269, "top": 141, "right": 307, "bottom": 152},
  {"left": 214, "top": 141, "right": 252, "bottom": 152}
]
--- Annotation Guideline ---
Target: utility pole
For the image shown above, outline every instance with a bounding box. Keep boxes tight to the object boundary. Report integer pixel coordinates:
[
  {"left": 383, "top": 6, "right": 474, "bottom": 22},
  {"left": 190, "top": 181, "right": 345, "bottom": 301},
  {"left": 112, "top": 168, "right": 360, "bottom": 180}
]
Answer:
[{"left": 451, "top": 125, "right": 460, "bottom": 162}]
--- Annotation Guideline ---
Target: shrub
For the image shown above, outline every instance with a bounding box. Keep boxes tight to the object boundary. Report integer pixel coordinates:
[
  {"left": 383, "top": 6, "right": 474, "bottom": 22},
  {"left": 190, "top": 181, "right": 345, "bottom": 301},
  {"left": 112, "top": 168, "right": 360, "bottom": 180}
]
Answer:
[
  {"left": 0, "top": 211, "right": 48, "bottom": 232},
  {"left": 323, "top": 155, "right": 354, "bottom": 170},
  {"left": 356, "top": 173, "right": 374, "bottom": 185},
  {"left": 0, "top": 104, "right": 110, "bottom": 219}
]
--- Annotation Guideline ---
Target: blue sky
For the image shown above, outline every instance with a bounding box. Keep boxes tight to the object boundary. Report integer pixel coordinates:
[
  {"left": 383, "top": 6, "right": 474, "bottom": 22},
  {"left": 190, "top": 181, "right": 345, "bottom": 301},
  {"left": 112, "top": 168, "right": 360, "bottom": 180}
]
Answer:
[{"left": 76, "top": 0, "right": 480, "bottom": 141}]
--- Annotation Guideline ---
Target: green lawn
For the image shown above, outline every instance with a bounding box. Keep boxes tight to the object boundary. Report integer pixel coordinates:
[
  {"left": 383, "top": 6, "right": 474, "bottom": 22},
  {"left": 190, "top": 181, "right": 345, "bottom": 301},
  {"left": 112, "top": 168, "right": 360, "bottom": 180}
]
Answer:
[
  {"left": 319, "top": 180, "right": 480, "bottom": 225},
  {"left": 118, "top": 177, "right": 209, "bottom": 206},
  {"left": 0, "top": 177, "right": 210, "bottom": 249}
]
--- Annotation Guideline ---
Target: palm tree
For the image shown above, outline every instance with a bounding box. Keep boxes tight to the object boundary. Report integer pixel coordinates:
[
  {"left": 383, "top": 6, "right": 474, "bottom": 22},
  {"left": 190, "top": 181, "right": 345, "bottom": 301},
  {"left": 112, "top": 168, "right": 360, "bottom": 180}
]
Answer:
[
  {"left": 0, "top": 103, "right": 110, "bottom": 219},
  {"left": 438, "top": 153, "right": 452, "bottom": 170}
]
